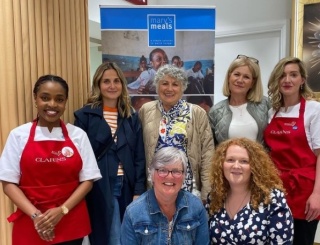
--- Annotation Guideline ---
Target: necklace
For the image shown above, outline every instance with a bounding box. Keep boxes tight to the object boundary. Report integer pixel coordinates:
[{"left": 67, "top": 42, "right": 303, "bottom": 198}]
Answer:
[
  {"left": 229, "top": 103, "right": 246, "bottom": 117},
  {"left": 226, "top": 191, "right": 250, "bottom": 219}
]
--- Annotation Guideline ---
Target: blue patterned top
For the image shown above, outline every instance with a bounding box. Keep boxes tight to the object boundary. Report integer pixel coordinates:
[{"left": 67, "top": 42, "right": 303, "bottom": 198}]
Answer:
[
  {"left": 156, "top": 99, "right": 193, "bottom": 192},
  {"left": 207, "top": 189, "right": 294, "bottom": 244}
]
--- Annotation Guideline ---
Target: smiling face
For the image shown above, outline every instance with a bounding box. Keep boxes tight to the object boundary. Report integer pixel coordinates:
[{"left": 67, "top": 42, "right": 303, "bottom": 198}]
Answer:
[
  {"left": 150, "top": 50, "right": 168, "bottom": 71},
  {"left": 229, "top": 65, "right": 254, "bottom": 98},
  {"left": 99, "top": 69, "right": 123, "bottom": 107},
  {"left": 193, "top": 63, "right": 202, "bottom": 72},
  {"left": 223, "top": 145, "right": 251, "bottom": 189},
  {"left": 34, "top": 81, "right": 67, "bottom": 130},
  {"left": 279, "top": 63, "right": 304, "bottom": 100},
  {"left": 153, "top": 160, "right": 184, "bottom": 201},
  {"left": 158, "top": 75, "right": 184, "bottom": 111}
]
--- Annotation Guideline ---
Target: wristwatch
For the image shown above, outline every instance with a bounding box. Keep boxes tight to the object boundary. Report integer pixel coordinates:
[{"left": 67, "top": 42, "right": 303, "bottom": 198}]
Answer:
[
  {"left": 31, "top": 210, "right": 41, "bottom": 220},
  {"left": 61, "top": 205, "right": 69, "bottom": 215}
]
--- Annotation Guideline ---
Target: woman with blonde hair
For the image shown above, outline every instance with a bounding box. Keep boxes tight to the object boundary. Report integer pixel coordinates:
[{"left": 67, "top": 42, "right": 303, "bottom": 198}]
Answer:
[
  {"left": 74, "top": 62, "right": 146, "bottom": 245},
  {"left": 207, "top": 138, "right": 293, "bottom": 244},
  {"left": 208, "top": 55, "right": 270, "bottom": 145},
  {"left": 264, "top": 57, "right": 320, "bottom": 245}
]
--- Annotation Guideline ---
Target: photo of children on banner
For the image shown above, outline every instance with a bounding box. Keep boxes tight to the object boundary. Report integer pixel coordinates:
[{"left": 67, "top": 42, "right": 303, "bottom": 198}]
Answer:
[
  {"left": 127, "top": 48, "right": 168, "bottom": 95},
  {"left": 137, "top": 55, "right": 148, "bottom": 72},
  {"left": 204, "top": 64, "right": 215, "bottom": 94},
  {"left": 186, "top": 96, "right": 213, "bottom": 113},
  {"left": 131, "top": 96, "right": 156, "bottom": 112},
  {"left": 171, "top": 55, "right": 184, "bottom": 69},
  {"left": 185, "top": 61, "right": 206, "bottom": 95}
]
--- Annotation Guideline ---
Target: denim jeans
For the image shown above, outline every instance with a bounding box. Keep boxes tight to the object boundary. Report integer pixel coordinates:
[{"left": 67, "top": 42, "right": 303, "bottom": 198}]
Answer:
[{"left": 108, "top": 176, "right": 123, "bottom": 245}]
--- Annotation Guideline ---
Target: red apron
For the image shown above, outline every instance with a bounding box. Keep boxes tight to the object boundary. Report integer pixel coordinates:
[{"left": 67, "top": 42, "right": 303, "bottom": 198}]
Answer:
[
  {"left": 8, "top": 120, "right": 91, "bottom": 244},
  {"left": 264, "top": 97, "right": 318, "bottom": 219}
]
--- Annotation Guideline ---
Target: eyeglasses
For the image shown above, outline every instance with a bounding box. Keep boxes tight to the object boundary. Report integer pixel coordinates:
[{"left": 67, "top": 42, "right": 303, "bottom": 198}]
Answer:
[
  {"left": 236, "top": 54, "right": 259, "bottom": 64},
  {"left": 155, "top": 168, "right": 184, "bottom": 178}
]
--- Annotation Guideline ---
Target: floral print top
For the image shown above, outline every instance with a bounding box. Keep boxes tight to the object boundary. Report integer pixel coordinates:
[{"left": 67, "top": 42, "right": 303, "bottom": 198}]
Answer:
[
  {"left": 207, "top": 189, "right": 294, "bottom": 244},
  {"left": 156, "top": 99, "right": 193, "bottom": 192}
]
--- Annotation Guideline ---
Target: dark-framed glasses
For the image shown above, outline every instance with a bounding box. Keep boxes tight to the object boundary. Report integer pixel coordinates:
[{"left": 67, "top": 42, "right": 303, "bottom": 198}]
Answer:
[
  {"left": 236, "top": 54, "right": 259, "bottom": 64},
  {"left": 155, "top": 168, "right": 184, "bottom": 178}
]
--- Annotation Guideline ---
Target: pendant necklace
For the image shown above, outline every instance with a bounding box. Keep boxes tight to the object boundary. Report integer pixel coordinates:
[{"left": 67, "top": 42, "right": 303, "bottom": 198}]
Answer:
[
  {"left": 230, "top": 103, "right": 246, "bottom": 117},
  {"left": 226, "top": 191, "right": 250, "bottom": 219}
]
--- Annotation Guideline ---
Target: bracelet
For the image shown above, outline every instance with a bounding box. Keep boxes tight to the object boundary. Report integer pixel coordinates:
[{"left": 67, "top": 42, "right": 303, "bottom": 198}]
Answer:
[{"left": 30, "top": 210, "right": 41, "bottom": 220}]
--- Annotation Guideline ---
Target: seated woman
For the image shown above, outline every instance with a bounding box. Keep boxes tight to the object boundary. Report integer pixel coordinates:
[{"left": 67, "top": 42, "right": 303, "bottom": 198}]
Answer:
[
  {"left": 121, "top": 147, "right": 209, "bottom": 245},
  {"left": 207, "top": 138, "right": 293, "bottom": 244}
]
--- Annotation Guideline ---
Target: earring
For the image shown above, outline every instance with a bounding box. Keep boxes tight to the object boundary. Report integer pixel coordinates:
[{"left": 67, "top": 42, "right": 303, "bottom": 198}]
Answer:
[{"left": 300, "top": 84, "right": 304, "bottom": 90}]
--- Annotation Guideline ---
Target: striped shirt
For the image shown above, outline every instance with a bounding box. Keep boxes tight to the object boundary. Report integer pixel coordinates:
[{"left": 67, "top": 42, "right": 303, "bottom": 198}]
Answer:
[{"left": 103, "top": 106, "right": 124, "bottom": 176}]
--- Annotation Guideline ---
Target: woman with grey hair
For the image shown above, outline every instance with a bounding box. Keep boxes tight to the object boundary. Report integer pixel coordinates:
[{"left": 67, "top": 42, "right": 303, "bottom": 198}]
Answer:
[
  {"left": 139, "top": 64, "right": 214, "bottom": 203},
  {"left": 121, "top": 147, "right": 209, "bottom": 244},
  {"left": 148, "top": 146, "right": 188, "bottom": 183}
]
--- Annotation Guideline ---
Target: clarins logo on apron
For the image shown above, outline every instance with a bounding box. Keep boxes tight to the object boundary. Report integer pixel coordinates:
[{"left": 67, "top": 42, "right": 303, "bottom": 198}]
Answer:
[
  {"left": 270, "top": 130, "right": 291, "bottom": 135},
  {"left": 35, "top": 147, "right": 74, "bottom": 163},
  {"left": 284, "top": 121, "right": 298, "bottom": 130},
  {"left": 35, "top": 157, "right": 66, "bottom": 163},
  {"left": 61, "top": 147, "right": 74, "bottom": 157}
]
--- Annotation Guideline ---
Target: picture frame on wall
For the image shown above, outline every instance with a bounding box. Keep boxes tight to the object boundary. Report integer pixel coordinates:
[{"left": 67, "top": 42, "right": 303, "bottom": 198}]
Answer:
[
  {"left": 126, "top": 0, "right": 147, "bottom": 5},
  {"left": 292, "top": 0, "right": 320, "bottom": 95}
]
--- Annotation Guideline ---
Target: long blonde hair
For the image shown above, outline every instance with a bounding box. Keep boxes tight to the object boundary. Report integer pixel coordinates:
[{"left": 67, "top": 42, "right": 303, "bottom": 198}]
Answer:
[
  {"left": 268, "top": 57, "right": 316, "bottom": 111},
  {"left": 87, "top": 62, "right": 132, "bottom": 118}
]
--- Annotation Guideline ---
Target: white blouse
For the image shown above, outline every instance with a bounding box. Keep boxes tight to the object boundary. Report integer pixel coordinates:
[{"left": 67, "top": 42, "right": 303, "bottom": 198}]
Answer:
[{"left": 0, "top": 122, "right": 102, "bottom": 184}]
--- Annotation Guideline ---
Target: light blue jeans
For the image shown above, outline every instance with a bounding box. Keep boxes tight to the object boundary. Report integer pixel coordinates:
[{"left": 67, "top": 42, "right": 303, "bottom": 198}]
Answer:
[{"left": 108, "top": 176, "right": 123, "bottom": 245}]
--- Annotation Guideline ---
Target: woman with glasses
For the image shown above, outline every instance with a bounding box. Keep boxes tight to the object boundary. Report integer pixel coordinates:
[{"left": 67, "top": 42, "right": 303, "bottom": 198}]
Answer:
[
  {"left": 264, "top": 57, "right": 320, "bottom": 245},
  {"left": 139, "top": 64, "right": 214, "bottom": 203},
  {"left": 208, "top": 54, "right": 270, "bottom": 145},
  {"left": 207, "top": 138, "right": 293, "bottom": 244},
  {"left": 121, "top": 147, "right": 209, "bottom": 244}
]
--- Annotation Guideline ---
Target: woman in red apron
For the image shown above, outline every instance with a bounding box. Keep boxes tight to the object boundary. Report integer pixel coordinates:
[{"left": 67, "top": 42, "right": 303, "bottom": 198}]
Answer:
[
  {"left": 264, "top": 57, "right": 320, "bottom": 245},
  {"left": 0, "top": 75, "right": 101, "bottom": 245}
]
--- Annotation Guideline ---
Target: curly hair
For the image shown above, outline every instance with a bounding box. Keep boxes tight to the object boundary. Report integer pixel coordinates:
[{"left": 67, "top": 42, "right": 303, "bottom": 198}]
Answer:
[
  {"left": 153, "top": 64, "right": 188, "bottom": 93},
  {"left": 208, "top": 138, "right": 284, "bottom": 215},
  {"left": 268, "top": 57, "right": 317, "bottom": 111},
  {"left": 86, "top": 62, "right": 132, "bottom": 118},
  {"left": 222, "top": 57, "right": 263, "bottom": 102}
]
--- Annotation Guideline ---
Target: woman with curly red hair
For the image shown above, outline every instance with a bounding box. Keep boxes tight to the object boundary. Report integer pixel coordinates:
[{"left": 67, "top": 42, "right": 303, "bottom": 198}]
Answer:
[{"left": 207, "top": 138, "right": 293, "bottom": 244}]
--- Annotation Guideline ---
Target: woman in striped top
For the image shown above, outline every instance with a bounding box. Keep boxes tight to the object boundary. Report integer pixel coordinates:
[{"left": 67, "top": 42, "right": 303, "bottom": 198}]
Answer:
[{"left": 74, "top": 62, "right": 146, "bottom": 245}]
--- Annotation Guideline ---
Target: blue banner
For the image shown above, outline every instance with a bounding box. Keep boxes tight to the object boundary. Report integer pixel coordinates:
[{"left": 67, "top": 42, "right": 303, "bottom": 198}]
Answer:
[
  {"left": 101, "top": 7, "right": 215, "bottom": 30},
  {"left": 100, "top": 6, "right": 215, "bottom": 111}
]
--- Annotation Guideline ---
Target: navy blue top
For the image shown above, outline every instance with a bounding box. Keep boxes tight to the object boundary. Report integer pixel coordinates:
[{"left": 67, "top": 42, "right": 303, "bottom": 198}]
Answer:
[
  {"left": 208, "top": 189, "right": 293, "bottom": 244},
  {"left": 74, "top": 105, "right": 146, "bottom": 245}
]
